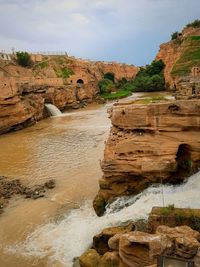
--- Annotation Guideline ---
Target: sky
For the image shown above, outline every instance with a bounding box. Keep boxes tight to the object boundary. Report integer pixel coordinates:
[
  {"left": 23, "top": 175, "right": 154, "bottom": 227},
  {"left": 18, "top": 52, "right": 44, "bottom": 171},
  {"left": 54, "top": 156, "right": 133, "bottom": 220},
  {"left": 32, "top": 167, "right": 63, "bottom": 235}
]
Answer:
[{"left": 0, "top": 0, "right": 199, "bottom": 66}]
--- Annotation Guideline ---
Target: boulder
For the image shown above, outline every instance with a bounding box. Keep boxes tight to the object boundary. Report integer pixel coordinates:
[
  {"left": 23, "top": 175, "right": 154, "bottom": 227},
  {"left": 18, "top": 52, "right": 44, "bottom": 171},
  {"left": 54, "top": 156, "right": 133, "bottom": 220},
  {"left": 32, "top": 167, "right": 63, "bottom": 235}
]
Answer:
[
  {"left": 117, "top": 231, "right": 171, "bottom": 267},
  {"left": 79, "top": 249, "right": 101, "bottom": 267},
  {"left": 93, "top": 222, "right": 135, "bottom": 255}
]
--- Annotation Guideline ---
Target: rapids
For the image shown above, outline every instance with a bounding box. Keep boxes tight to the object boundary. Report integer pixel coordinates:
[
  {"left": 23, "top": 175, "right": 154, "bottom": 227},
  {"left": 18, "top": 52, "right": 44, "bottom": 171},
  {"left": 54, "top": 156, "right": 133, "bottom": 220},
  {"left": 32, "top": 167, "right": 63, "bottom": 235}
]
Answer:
[{"left": 6, "top": 171, "right": 200, "bottom": 267}]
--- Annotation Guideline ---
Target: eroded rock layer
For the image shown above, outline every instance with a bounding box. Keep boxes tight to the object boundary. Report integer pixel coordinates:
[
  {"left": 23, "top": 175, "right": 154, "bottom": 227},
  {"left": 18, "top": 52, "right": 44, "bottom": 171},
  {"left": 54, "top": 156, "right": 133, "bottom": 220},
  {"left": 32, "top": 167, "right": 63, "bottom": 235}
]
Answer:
[
  {"left": 93, "top": 99, "right": 200, "bottom": 216},
  {"left": 79, "top": 225, "right": 200, "bottom": 267},
  {"left": 0, "top": 56, "right": 138, "bottom": 134}
]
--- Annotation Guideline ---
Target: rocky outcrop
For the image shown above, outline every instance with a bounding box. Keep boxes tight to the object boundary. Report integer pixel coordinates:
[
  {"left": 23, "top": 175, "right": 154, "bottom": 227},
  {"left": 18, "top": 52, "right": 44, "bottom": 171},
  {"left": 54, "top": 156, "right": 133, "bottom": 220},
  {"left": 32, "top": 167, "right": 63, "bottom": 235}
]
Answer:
[
  {"left": 148, "top": 207, "right": 200, "bottom": 233},
  {"left": 93, "top": 99, "right": 200, "bottom": 216},
  {"left": 0, "top": 55, "right": 138, "bottom": 134},
  {"left": 0, "top": 176, "right": 55, "bottom": 213},
  {"left": 156, "top": 26, "right": 200, "bottom": 88},
  {"left": 93, "top": 223, "right": 135, "bottom": 255},
  {"left": 79, "top": 225, "right": 200, "bottom": 267}
]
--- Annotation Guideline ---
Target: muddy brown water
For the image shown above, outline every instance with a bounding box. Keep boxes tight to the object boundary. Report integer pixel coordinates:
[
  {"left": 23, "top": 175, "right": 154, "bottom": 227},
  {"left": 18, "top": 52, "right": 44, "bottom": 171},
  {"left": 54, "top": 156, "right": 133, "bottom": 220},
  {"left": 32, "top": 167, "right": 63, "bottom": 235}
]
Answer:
[
  {"left": 0, "top": 92, "right": 174, "bottom": 267},
  {"left": 0, "top": 103, "right": 110, "bottom": 267}
]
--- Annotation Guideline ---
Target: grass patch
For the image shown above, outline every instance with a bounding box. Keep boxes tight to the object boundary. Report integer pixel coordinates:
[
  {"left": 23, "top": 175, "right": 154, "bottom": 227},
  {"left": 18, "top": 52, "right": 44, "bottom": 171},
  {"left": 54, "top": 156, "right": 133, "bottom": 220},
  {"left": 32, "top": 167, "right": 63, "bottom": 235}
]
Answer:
[
  {"left": 161, "top": 204, "right": 175, "bottom": 216},
  {"left": 101, "top": 90, "right": 131, "bottom": 100},
  {"left": 190, "top": 36, "right": 200, "bottom": 41},
  {"left": 37, "top": 61, "right": 49, "bottom": 69},
  {"left": 171, "top": 37, "right": 200, "bottom": 77},
  {"left": 133, "top": 95, "right": 167, "bottom": 104},
  {"left": 56, "top": 67, "right": 74, "bottom": 78}
]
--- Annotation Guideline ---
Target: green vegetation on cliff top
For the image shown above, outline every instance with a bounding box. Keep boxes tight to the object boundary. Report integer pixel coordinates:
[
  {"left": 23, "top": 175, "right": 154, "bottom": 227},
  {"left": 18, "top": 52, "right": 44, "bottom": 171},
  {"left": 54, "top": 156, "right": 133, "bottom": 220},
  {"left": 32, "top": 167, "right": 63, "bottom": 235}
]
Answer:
[{"left": 171, "top": 36, "right": 200, "bottom": 77}]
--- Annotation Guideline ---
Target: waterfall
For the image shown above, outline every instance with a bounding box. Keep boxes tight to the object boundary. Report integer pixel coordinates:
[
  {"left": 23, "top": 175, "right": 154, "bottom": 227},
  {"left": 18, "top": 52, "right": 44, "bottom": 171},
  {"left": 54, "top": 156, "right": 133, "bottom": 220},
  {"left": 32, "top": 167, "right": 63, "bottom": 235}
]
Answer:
[
  {"left": 6, "top": 171, "right": 200, "bottom": 266},
  {"left": 45, "top": 103, "right": 62, "bottom": 116}
]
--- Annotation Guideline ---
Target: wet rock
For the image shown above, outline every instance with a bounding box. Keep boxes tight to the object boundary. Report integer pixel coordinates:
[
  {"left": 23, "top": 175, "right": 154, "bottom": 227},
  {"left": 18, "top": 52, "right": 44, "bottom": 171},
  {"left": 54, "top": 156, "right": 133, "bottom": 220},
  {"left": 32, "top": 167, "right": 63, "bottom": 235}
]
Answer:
[
  {"left": 45, "top": 179, "right": 56, "bottom": 189},
  {"left": 93, "top": 222, "right": 135, "bottom": 255},
  {"left": 99, "top": 251, "right": 122, "bottom": 267},
  {"left": 79, "top": 249, "right": 101, "bottom": 267},
  {"left": 0, "top": 176, "right": 56, "bottom": 213},
  {"left": 93, "top": 194, "right": 107, "bottom": 217},
  {"left": 156, "top": 225, "right": 200, "bottom": 259}
]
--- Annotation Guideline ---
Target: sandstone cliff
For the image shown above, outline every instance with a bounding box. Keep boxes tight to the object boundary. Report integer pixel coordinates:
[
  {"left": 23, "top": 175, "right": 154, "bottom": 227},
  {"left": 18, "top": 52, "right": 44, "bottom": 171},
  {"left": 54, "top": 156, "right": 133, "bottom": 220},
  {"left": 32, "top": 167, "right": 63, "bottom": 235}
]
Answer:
[
  {"left": 0, "top": 56, "right": 138, "bottom": 134},
  {"left": 156, "top": 26, "right": 200, "bottom": 87},
  {"left": 93, "top": 99, "right": 200, "bottom": 216}
]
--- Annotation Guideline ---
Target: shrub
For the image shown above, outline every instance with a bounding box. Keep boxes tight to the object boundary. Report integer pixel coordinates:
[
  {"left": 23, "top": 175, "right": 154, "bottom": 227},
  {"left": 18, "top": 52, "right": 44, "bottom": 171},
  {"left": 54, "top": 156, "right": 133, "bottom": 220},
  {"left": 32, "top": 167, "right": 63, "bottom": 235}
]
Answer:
[
  {"left": 171, "top": 31, "right": 178, "bottom": 40},
  {"left": 16, "top": 51, "right": 32, "bottom": 67},
  {"left": 186, "top": 19, "right": 200, "bottom": 28},
  {"left": 128, "top": 59, "right": 165, "bottom": 92},
  {"left": 98, "top": 78, "right": 115, "bottom": 94},
  {"left": 103, "top": 72, "right": 115, "bottom": 82}
]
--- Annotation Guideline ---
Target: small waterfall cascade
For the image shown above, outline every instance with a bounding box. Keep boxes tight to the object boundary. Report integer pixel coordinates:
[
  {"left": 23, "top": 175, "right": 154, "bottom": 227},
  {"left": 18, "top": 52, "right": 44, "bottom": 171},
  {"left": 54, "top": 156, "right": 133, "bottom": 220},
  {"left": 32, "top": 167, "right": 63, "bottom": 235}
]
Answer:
[
  {"left": 45, "top": 103, "right": 62, "bottom": 116},
  {"left": 7, "top": 171, "right": 200, "bottom": 266}
]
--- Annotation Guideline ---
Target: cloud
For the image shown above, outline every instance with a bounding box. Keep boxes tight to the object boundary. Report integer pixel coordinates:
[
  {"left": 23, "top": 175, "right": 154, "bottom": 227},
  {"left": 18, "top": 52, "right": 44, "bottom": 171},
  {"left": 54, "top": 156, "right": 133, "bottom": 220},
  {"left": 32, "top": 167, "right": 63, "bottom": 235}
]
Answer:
[{"left": 0, "top": 0, "right": 199, "bottom": 65}]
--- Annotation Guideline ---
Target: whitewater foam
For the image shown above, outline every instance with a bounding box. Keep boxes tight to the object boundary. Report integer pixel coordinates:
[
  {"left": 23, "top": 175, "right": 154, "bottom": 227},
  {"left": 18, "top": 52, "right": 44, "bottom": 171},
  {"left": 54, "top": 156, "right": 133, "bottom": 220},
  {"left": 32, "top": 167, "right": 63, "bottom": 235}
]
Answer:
[{"left": 6, "top": 171, "right": 200, "bottom": 266}]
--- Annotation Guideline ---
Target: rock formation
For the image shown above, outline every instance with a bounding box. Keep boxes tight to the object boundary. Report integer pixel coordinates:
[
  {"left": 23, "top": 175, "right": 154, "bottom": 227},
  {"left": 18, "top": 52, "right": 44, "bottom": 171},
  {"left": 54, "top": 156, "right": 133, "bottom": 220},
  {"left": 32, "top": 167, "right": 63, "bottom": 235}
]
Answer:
[
  {"left": 79, "top": 225, "right": 200, "bottom": 267},
  {"left": 148, "top": 207, "right": 200, "bottom": 233},
  {"left": 156, "top": 26, "right": 200, "bottom": 88},
  {"left": 0, "top": 56, "right": 138, "bottom": 134},
  {"left": 93, "top": 99, "right": 200, "bottom": 216}
]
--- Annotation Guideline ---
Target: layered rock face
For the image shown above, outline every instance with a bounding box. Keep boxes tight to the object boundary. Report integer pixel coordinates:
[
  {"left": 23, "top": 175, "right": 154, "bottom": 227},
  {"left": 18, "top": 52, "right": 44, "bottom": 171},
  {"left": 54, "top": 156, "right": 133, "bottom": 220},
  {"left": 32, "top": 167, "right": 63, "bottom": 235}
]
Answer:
[
  {"left": 93, "top": 99, "right": 200, "bottom": 216},
  {"left": 0, "top": 56, "right": 138, "bottom": 134},
  {"left": 79, "top": 225, "right": 200, "bottom": 267}
]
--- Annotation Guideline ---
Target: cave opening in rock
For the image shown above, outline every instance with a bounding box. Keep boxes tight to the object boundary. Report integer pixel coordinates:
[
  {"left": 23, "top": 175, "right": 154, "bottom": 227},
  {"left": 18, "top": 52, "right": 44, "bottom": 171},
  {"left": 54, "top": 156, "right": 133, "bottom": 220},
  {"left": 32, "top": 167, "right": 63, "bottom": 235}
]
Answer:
[
  {"left": 176, "top": 144, "right": 192, "bottom": 173},
  {"left": 77, "top": 79, "right": 84, "bottom": 84}
]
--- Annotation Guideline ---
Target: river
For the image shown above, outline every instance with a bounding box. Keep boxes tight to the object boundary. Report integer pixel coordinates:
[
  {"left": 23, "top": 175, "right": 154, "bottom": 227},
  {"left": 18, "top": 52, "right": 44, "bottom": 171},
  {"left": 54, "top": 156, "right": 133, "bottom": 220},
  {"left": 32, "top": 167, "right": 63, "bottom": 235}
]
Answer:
[
  {"left": 0, "top": 103, "right": 110, "bottom": 267},
  {"left": 0, "top": 94, "right": 199, "bottom": 267}
]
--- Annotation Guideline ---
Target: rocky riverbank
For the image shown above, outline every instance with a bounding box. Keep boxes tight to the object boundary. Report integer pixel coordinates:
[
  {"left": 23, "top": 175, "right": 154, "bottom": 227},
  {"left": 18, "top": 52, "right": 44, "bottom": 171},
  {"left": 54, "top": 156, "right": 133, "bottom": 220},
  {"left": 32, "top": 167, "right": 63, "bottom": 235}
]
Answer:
[
  {"left": 93, "top": 99, "right": 200, "bottom": 216},
  {"left": 79, "top": 207, "right": 200, "bottom": 267},
  {"left": 0, "top": 176, "right": 55, "bottom": 213}
]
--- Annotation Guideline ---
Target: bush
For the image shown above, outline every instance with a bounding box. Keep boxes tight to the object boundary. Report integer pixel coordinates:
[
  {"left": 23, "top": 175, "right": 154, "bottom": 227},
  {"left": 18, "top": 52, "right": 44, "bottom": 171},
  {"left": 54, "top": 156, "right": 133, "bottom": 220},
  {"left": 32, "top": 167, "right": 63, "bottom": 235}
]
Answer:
[
  {"left": 16, "top": 51, "right": 32, "bottom": 67},
  {"left": 129, "top": 59, "right": 165, "bottom": 92},
  {"left": 171, "top": 31, "right": 178, "bottom": 40},
  {"left": 186, "top": 19, "right": 200, "bottom": 28},
  {"left": 98, "top": 78, "right": 115, "bottom": 94},
  {"left": 103, "top": 72, "right": 115, "bottom": 82}
]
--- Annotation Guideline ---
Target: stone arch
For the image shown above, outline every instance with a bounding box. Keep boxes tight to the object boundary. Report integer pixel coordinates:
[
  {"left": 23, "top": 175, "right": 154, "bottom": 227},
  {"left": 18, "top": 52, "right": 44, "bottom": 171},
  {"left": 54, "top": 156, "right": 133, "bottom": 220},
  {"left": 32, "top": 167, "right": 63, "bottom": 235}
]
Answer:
[
  {"left": 77, "top": 79, "right": 84, "bottom": 84},
  {"left": 176, "top": 144, "right": 192, "bottom": 173}
]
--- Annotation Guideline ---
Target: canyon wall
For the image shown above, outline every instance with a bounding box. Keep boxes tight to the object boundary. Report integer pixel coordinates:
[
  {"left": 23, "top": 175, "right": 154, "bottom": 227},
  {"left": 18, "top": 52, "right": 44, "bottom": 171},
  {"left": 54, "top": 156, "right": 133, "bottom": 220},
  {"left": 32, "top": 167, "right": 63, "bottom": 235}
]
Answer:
[
  {"left": 0, "top": 56, "right": 138, "bottom": 134},
  {"left": 93, "top": 99, "right": 200, "bottom": 216}
]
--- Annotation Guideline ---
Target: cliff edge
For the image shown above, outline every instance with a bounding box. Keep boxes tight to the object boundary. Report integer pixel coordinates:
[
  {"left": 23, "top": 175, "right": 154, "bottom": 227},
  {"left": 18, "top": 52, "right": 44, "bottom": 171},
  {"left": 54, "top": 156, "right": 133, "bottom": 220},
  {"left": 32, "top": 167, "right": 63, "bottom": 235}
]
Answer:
[{"left": 93, "top": 99, "right": 200, "bottom": 216}]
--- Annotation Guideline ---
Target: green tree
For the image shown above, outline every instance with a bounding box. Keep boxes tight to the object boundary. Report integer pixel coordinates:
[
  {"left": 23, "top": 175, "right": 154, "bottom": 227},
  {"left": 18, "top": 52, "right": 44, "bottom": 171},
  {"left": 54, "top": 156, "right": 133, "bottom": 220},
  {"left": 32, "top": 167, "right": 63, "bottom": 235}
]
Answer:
[
  {"left": 16, "top": 51, "right": 32, "bottom": 67},
  {"left": 98, "top": 78, "right": 115, "bottom": 94},
  {"left": 124, "top": 59, "right": 165, "bottom": 92}
]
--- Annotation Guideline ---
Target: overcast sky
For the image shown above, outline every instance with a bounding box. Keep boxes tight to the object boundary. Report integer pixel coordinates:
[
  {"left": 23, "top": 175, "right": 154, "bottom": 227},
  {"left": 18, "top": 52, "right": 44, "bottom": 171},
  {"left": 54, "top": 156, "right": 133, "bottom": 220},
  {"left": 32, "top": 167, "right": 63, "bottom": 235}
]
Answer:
[{"left": 0, "top": 0, "right": 199, "bottom": 65}]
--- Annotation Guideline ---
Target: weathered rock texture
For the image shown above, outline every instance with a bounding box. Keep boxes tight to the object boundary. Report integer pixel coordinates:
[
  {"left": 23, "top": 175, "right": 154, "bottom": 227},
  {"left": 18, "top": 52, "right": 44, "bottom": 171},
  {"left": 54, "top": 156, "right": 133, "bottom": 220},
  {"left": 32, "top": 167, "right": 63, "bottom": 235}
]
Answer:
[
  {"left": 79, "top": 225, "right": 200, "bottom": 267},
  {"left": 0, "top": 56, "right": 138, "bottom": 134},
  {"left": 148, "top": 207, "right": 200, "bottom": 233},
  {"left": 156, "top": 26, "right": 200, "bottom": 88},
  {"left": 93, "top": 99, "right": 200, "bottom": 216}
]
